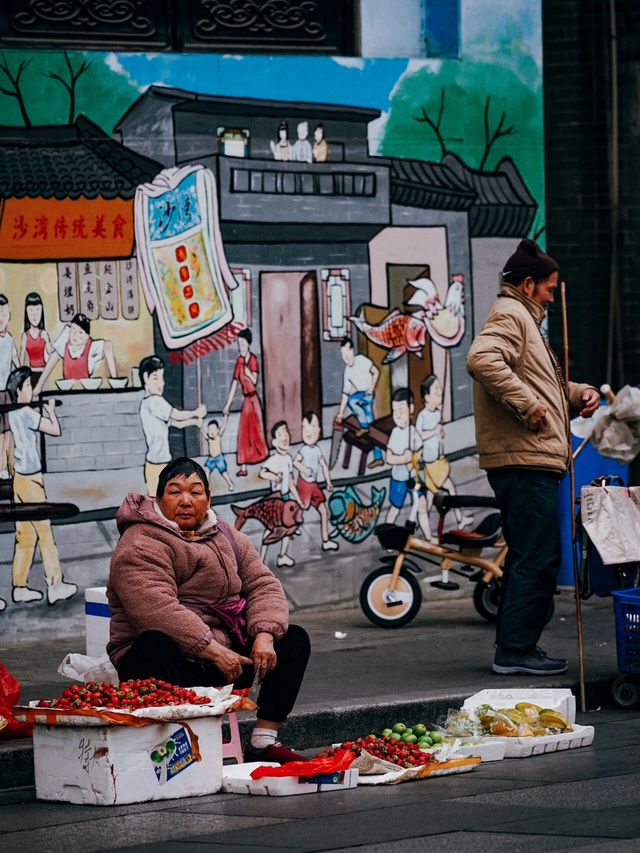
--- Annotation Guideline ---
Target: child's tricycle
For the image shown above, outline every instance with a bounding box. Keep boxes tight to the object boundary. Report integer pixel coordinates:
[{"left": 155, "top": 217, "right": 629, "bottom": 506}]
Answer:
[{"left": 359, "top": 480, "right": 509, "bottom": 628}]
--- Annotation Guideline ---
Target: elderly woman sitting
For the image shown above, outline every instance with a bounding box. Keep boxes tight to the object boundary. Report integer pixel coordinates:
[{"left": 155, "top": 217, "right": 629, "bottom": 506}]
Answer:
[{"left": 107, "top": 457, "right": 310, "bottom": 763}]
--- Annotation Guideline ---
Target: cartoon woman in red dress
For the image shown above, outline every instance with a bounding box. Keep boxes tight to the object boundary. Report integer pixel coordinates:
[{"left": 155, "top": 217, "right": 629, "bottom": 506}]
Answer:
[
  {"left": 20, "top": 292, "right": 52, "bottom": 384},
  {"left": 223, "top": 328, "right": 268, "bottom": 477}
]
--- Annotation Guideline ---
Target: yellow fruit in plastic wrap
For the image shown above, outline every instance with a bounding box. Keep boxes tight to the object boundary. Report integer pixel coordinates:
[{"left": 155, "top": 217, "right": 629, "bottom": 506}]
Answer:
[
  {"left": 491, "top": 721, "right": 519, "bottom": 737},
  {"left": 538, "top": 709, "right": 571, "bottom": 730},
  {"left": 515, "top": 702, "right": 543, "bottom": 713}
]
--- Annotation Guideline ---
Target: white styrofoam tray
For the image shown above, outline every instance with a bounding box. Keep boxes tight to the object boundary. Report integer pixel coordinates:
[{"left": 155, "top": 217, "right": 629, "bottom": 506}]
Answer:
[
  {"left": 462, "top": 688, "right": 577, "bottom": 724},
  {"left": 477, "top": 722, "right": 594, "bottom": 758},
  {"left": 221, "top": 762, "right": 359, "bottom": 796}
]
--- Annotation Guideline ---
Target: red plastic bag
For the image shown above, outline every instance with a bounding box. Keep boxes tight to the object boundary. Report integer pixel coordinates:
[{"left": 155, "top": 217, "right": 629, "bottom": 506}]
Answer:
[
  {"left": 0, "top": 664, "right": 33, "bottom": 739},
  {"left": 250, "top": 747, "right": 355, "bottom": 780}
]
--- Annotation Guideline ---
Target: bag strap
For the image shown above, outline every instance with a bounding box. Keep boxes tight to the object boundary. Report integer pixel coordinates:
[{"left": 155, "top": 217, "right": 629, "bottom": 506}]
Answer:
[{"left": 217, "top": 518, "right": 239, "bottom": 565}]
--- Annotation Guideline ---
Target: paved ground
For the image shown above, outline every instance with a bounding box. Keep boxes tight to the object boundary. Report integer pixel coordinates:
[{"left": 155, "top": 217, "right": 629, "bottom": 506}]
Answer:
[{"left": 2, "top": 588, "right": 636, "bottom": 851}]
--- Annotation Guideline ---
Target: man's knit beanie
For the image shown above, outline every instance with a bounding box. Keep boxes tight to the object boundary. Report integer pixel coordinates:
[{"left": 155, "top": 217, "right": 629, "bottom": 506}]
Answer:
[{"left": 501, "top": 239, "right": 559, "bottom": 284}]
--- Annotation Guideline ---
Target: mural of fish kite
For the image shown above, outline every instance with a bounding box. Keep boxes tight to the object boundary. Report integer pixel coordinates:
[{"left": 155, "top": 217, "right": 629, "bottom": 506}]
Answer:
[
  {"left": 231, "top": 493, "right": 303, "bottom": 544},
  {"left": 328, "top": 485, "right": 386, "bottom": 543},
  {"left": 350, "top": 275, "right": 465, "bottom": 362}
]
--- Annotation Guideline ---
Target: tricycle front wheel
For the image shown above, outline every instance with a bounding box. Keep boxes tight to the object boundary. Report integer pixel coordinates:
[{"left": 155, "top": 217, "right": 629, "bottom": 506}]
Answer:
[
  {"left": 612, "top": 675, "right": 640, "bottom": 708},
  {"left": 359, "top": 566, "right": 422, "bottom": 628}
]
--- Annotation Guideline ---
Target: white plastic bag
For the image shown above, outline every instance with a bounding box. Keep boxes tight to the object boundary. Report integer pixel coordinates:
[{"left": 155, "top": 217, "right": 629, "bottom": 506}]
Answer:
[
  {"left": 581, "top": 485, "right": 640, "bottom": 565},
  {"left": 58, "top": 653, "right": 119, "bottom": 684}
]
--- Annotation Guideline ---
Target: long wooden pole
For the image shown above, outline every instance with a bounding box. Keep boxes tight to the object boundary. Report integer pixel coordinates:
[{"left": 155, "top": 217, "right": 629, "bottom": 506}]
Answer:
[{"left": 560, "top": 280, "right": 587, "bottom": 713}]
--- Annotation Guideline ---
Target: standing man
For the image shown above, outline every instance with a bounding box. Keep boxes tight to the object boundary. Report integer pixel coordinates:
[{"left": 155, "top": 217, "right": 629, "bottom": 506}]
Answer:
[
  {"left": 335, "top": 337, "right": 384, "bottom": 469},
  {"left": 138, "top": 355, "right": 205, "bottom": 498},
  {"left": 467, "top": 239, "right": 599, "bottom": 676}
]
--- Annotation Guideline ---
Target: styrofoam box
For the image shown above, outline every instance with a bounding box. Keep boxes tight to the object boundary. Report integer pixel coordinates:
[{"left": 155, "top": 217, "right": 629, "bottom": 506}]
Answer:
[
  {"left": 222, "top": 762, "right": 359, "bottom": 796},
  {"left": 461, "top": 688, "right": 594, "bottom": 758},
  {"left": 85, "top": 586, "right": 111, "bottom": 658},
  {"left": 34, "top": 716, "right": 222, "bottom": 806},
  {"left": 462, "top": 688, "right": 577, "bottom": 724}
]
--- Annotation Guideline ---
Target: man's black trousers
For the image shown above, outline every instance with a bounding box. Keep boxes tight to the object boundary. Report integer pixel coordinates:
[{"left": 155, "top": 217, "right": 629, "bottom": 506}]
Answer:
[
  {"left": 117, "top": 624, "right": 310, "bottom": 723},
  {"left": 487, "top": 467, "right": 562, "bottom": 652}
]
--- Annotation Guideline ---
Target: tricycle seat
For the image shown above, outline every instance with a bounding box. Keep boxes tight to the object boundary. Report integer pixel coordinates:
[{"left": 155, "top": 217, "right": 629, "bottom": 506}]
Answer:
[
  {"left": 440, "top": 512, "right": 502, "bottom": 549},
  {"left": 375, "top": 522, "right": 412, "bottom": 551}
]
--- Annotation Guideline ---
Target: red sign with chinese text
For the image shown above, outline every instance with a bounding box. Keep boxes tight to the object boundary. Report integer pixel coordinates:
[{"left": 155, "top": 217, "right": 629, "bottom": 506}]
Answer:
[{"left": 0, "top": 196, "right": 134, "bottom": 260}]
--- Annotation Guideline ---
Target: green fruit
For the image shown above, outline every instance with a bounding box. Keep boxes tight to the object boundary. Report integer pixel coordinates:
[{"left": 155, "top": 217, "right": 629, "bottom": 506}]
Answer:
[
  {"left": 382, "top": 728, "right": 393, "bottom": 738},
  {"left": 429, "top": 731, "right": 443, "bottom": 744},
  {"left": 390, "top": 731, "right": 402, "bottom": 741},
  {"left": 401, "top": 732, "right": 417, "bottom": 744},
  {"left": 412, "top": 723, "right": 427, "bottom": 737},
  {"left": 391, "top": 723, "right": 407, "bottom": 734}
]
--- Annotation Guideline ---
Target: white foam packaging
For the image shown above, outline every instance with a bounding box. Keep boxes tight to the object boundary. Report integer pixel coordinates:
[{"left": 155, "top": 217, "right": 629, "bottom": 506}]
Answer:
[
  {"left": 221, "top": 762, "right": 359, "bottom": 796},
  {"left": 33, "top": 715, "right": 223, "bottom": 805},
  {"left": 461, "top": 688, "right": 594, "bottom": 758}
]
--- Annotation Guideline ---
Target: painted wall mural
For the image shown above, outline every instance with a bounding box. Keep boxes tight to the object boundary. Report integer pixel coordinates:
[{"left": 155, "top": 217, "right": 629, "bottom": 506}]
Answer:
[{"left": 0, "top": 0, "right": 544, "bottom": 630}]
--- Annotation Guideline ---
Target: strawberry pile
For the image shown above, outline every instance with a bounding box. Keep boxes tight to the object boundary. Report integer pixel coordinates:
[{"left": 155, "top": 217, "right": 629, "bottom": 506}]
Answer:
[
  {"left": 316, "top": 735, "right": 439, "bottom": 770},
  {"left": 36, "top": 679, "right": 211, "bottom": 711}
]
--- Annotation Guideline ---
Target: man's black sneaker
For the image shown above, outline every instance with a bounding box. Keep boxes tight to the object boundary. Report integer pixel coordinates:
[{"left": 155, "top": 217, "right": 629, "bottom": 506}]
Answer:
[{"left": 492, "top": 646, "right": 568, "bottom": 675}]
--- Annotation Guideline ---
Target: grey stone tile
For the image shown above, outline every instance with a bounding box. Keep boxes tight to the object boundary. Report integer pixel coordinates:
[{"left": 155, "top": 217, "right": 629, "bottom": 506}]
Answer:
[
  {"left": 451, "top": 771, "right": 640, "bottom": 810},
  {"left": 181, "top": 803, "right": 565, "bottom": 850},
  {"left": 469, "top": 745, "right": 640, "bottom": 784},
  {"left": 0, "top": 812, "right": 285, "bottom": 853},
  {"left": 333, "top": 832, "right": 625, "bottom": 853},
  {"left": 483, "top": 804, "right": 640, "bottom": 839},
  {"left": 106, "top": 844, "right": 300, "bottom": 853}
]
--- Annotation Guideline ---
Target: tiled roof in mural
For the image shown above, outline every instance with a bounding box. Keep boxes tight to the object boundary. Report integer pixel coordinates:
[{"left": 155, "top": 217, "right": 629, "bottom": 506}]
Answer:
[
  {"left": 0, "top": 116, "right": 160, "bottom": 200},
  {"left": 390, "top": 158, "right": 476, "bottom": 211},
  {"left": 441, "top": 153, "right": 537, "bottom": 237},
  {"left": 117, "top": 85, "right": 381, "bottom": 125}
]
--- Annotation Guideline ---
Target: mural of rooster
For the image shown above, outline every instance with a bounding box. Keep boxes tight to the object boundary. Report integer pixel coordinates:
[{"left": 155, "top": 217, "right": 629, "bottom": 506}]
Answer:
[{"left": 350, "top": 274, "right": 466, "bottom": 362}]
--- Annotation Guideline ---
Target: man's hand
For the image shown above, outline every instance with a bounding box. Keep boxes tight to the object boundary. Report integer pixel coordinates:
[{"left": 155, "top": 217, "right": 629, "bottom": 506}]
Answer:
[
  {"left": 201, "top": 640, "right": 253, "bottom": 683},
  {"left": 526, "top": 404, "right": 548, "bottom": 432},
  {"left": 251, "top": 633, "right": 277, "bottom": 681},
  {"left": 579, "top": 388, "right": 600, "bottom": 419}
]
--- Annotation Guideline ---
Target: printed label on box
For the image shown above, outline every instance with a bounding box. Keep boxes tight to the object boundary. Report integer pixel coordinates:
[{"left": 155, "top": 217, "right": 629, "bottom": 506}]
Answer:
[{"left": 150, "top": 726, "right": 196, "bottom": 784}]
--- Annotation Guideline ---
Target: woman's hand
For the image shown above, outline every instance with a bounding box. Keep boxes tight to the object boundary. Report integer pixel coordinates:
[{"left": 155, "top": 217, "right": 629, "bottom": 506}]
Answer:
[
  {"left": 201, "top": 640, "right": 253, "bottom": 683},
  {"left": 251, "top": 633, "right": 277, "bottom": 681}
]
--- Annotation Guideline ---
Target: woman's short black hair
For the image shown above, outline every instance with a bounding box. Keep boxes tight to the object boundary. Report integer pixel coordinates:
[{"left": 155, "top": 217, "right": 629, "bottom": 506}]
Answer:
[
  {"left": 237, "top": 328, "right": 252, "bottom": 345},
  {"left": 24, "top": 292, "right": 45, "bottom": 333},
  {"left": 157, "top": 457, "right": 210, "bottom": 498},
  {"left": 71, "top": 313, "right": 91, "bottom": 336}
]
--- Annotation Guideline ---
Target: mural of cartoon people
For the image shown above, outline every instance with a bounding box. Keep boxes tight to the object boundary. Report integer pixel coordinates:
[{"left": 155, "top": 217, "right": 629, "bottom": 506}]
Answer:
[
  {"left": 7, "top": 367, "right": 77, "bottom": 605},
  {"left": 385, "top": 388, "right": 432, "bottom": 540},
  {"left": 201, "top": 416, "right": 234, "bottom": 492},
  {"left": 293, "top": 411, "right": 338, "bottom": 552},
  {"left": 416, "top": 374, "right": 473, "bottom": 528},
  {"left": 269, "top": 120, "right": 292, "bottom": 161},
  {"left": 312, "top": 123, "right": 329, "bottom": 162},
  {"left": 223, "top": 328, "right": 268, "bottom": 477},
  {"left": 336, "top": 337, "right": 384, "bottom": 468},
  {"left": 292, "top": 120, "right": 313, "bottom": 163},
  {"left": 33, "top": 313, "right": 117, "bottom": 394},
  {"left": 259, "top": 420, "right": 303, "bottom": 567},
  {"left": 0, "top": 295, "right": 20, "bottom": 480},
  {"left": 138, "top": 355, "right": 206, "bottom": 497},
  {"left": 20, "top": 292, "right": 52, "bottom": 384}
]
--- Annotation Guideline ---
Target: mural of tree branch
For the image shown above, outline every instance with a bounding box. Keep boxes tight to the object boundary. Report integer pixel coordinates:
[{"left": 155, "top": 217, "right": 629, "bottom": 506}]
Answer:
[
  {"left": 0, "top": 55, "right": 31, "bottom": 126},
  {"left": 47, "top": 51, "right": 91, "bottom": 125},
  {"left": 479, "top": 95, "right": 515, "bottom": 170},
  {"left": 413, "top": 87, "right": 447, "bottom": 159}
]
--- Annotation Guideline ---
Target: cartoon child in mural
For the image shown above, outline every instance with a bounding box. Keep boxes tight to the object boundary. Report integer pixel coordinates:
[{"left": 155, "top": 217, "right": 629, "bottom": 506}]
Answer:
[
  {"left": 200, "top": 416, "right": 234, "bottom": 492},
  {"left": 0, "top": 295, "right": 20, "bottom": 480},
  {"left": 312, "top": 123, "right": 329, "bottom": 162},
  {"left": 259, "top": 420, "right": 304, "bottom": 567},
  {"left": 293, "top": 411, "right": 338, "bottom": 552},
  {"left": 335, "top": 337, "right": 384, "bottom": 468},
  {"left": 32, "top": 313, "right": 117, "bottom": 394},
  {"left": 416, "top": 374, "right": 473, "bottom": 529},
  {"left": 6, "top": 367, "right": 77, "bottom": 606},
  {"left": 269, "top": 121, "right": 293, "bottom": 161},
  {"left": 138, "top": 355, "right": 206, "bottom": 498},
  {"left": 292, "top": 120, "right": 313, "bottom": 163},
  {"left": 223, "top": 328, "right": 268, "bottom": 478},
  {"left": 20, "top": 292, "right": 52, "bottom": 385},
  {"left": 385, "top": 388, "right": 432, "bottom": 540}
]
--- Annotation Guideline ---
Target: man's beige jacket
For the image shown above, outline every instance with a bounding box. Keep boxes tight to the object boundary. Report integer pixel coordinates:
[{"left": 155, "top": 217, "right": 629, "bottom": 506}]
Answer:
[{"left": 466, "top": 286, "right": 593, "bottom": 473}]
